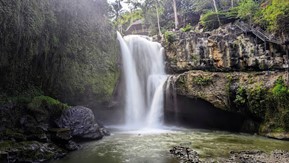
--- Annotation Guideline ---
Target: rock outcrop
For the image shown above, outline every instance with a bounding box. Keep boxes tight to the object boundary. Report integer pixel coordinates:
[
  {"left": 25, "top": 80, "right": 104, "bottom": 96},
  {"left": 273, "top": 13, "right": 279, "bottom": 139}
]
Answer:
[
  {"left": 164, "top": 24, "right": 289, "bottom": 138},
  {"left": 174, "top": 71, "right": 286, "bottom": 111},
  {"left": 165, "top": 23, "right": 288, "bottom": 73},
  {"left": 0, "top": 98, "right": 109, "bottom": 162},
  {"left": 56, "top": 106, "right": 109, "bottom": 140}
]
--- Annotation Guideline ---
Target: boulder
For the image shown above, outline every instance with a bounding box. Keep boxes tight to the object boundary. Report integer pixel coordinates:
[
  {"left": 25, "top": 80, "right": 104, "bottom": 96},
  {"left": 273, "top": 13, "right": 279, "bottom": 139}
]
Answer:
[
  {"left": 56, "top": 106, "right": 109, "bottom": 140},
  {"left": 170, "top": 146, "right": 199, "bottom": 162}
]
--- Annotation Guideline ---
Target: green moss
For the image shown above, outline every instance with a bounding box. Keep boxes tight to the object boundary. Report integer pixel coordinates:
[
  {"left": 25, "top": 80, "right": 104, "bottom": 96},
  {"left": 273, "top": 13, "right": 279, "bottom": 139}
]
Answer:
[
  {"left": 192, "top": 76, "right": 212, "bottom": 86},
  {"left": 28, "top": 96, "right": 69, "bottom": 120}
]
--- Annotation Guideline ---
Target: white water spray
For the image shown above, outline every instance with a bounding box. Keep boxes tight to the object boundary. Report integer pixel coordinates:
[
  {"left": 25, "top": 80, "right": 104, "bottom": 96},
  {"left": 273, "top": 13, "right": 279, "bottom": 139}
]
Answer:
[{"left": 117, "top": 32, "right": 168, "bottom": 129}]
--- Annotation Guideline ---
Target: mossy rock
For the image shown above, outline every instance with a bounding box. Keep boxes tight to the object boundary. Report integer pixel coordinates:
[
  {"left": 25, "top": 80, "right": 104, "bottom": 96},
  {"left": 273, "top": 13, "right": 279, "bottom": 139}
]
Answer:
[{"left": 27, "top": 96, "right": 69, "bottom": 123}]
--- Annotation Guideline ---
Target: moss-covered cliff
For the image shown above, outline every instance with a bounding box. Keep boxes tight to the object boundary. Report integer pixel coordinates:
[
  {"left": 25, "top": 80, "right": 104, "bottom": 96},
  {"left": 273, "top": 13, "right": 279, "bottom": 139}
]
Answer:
[{"left": 0, "top": 0, "right": 119, "bottom": 106}]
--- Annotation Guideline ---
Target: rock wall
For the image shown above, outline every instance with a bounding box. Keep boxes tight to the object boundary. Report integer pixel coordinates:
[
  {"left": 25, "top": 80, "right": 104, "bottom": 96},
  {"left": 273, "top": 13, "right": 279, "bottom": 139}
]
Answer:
[
  {"left": 0, "top": 0, "right": 119, "bottom": 106},
  {"left": 165, "top": 24, "right": 288, "bottom": 73},
  {"left": 164, "top": 24, "right": 289, "bottom": 138}
]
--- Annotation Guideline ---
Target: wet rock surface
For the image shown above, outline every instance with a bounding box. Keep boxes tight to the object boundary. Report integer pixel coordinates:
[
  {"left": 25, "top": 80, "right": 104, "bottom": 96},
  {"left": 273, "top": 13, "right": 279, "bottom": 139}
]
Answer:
[
  {"left": 56, "top": 106, "right": 110, "bottom": 140},
  {"left": 170, "top": 146, "right": 289, "bottom": 163},
  {"left": 0, "top": 104, "right": 108, "bottom": 162},
  {"left": 225, "top": 150, "right": 289, "bottom": 163},
  {"left": 0, "top": 141, "right": 66, "bottom": 163},
  {"left": 170, "top": 146, "right": 199, "bottom": 162}
]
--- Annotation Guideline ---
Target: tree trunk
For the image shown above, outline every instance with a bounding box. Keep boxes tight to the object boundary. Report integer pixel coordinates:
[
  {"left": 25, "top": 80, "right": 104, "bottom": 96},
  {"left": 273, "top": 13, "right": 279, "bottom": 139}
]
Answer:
[
  {"left": 212, "top": 0, "right": 221, "bottom": 26},
  {"left": 172, "top": 0, "right": 178, "bottom": 29},
  {"left": 231, "top": 0, "right": 234, "bottom": 8},
  {"left": 155, "top": 1, "right": 162, "bottom": 36}
]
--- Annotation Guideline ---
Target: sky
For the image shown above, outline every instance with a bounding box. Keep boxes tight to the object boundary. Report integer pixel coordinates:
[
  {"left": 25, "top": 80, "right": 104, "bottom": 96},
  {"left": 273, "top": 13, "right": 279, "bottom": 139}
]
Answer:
[{"left": 107, "top": 0, "right": 145, "bottom": 12}]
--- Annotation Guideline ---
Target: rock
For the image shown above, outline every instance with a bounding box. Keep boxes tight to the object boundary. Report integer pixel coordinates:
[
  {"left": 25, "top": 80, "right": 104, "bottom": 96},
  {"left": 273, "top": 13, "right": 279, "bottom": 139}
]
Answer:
[
  {"left": 165, "top": 24, "right": 287, "bottom": 73},
  {"left": 174, "top": 70, "right": 286, "bottom": 111},
  {"left": 0, "top": 141, "right": 66, "bottom": 163},
  {"left": 64, "top": 140, "right": 79, "bottom": 151},
  {"left": 48, "top": 128, "right": 79, "bottom": 151},
  {"left": 263, "top": 132, "right": 289, "bottom": 140},
  {"left": 223, "top": 150, "right": 289, "bottom": 163},
  {"left": 56, "top": 106, "right": 108, "bottom": 140},
  {"left": 170, "top": 146, "right": 199, "bottom": 163}
]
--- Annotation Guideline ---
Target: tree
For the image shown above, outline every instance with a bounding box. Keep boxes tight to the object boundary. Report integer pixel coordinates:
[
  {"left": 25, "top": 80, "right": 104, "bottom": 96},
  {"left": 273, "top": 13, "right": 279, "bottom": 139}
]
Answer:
[
  {"left": 261, "top": 0, "right": 289, "bottom": 33},
  {"left": 109, "top": 0, "right": 124, "bottom": 21},
  {"left": 236, "top": 0, "right": 259, "bottom": 26},
  {"left": 172, "top": 0, "right": 179, "bottom": 29},
  {"left": 212, "top": 0, "right": 221, "bottom": 26},
  {"left": 124, "top": 0, "right": 142, "bottom": 12}
]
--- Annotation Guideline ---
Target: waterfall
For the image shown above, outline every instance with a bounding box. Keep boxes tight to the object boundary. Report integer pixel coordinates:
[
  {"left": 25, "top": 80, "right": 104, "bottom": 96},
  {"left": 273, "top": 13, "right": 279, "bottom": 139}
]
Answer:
[
  {"left": 117, "top": 32, "right": 168, "bottom": 129},
  {"left": 164, "top": 75, "right": 179, "bottom": 124}
]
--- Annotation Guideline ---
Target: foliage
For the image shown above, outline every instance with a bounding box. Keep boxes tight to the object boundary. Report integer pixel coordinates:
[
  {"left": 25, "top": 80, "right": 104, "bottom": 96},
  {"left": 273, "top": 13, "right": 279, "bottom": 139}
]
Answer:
[
  {"left": 260, "top": 0, "right": 289, "bottom": 33},
  {"left": 180, "top": 24, "right": 192, "bottom": 32},
  {"left": 114, "top": 9, "right": 143, "bottom": 31},
  {"left": 234, "top": 86, "right": 247, "bottom": 107},
  {"left": 192, "top": 76, "right": 212, "bottom": 86},
  {"left": 271, "top": 77, "right": 288, "bottom": 98},
  {"left": 246, "top": 83, "right": 267, "bottom": 119},
  {"left": 236, "top": 0, "right": 259, "bottom": 22},
  {"left": 200, "top": 11, "right": 236, "bottom": 31},
  {"left": 164, "top": 31, "right": 176, "bottom": 43}
]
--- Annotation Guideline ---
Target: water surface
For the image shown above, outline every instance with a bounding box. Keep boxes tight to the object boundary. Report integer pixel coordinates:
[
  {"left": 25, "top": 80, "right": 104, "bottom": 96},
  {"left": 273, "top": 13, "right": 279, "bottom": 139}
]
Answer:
[{"left": 52, "top": 128, "right": 289, "bottom": 163}]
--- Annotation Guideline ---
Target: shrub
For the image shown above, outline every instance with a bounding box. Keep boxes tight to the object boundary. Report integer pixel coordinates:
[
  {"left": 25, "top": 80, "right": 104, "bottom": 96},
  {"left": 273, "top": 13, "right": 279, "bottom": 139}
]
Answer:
[
  {"left": 180, "top": 24, "right": 192, "bottom": 32},
  {"left": 200, "top": 11, "right": 236, "bottom": 31},
  {"left": 234, "top": 86, "right": 247, "bottom": 107},
  {"left": 164, "top": 31, "right": 176, "bottom": 43},
  {"left": 247, "top": 83, "right": 267, "bottom": 119}
]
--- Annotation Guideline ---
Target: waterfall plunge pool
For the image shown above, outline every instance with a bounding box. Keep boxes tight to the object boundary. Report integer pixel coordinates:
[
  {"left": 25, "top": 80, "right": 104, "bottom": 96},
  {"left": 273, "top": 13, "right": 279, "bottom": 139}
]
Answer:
[{"left": 51, "top": 127, "right": 289, "bottom": 163}]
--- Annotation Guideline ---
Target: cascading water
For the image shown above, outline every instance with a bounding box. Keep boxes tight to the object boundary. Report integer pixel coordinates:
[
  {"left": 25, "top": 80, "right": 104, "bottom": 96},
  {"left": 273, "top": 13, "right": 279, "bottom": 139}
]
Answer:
[{"left": 117, "top": 32, "right": 168, "bottom": 129}]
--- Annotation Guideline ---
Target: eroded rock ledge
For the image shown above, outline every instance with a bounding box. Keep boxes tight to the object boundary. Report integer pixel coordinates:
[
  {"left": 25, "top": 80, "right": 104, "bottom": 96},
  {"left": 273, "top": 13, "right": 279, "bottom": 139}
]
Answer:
[{"left": 170, "top": 70, "right": 289, "bottom": 138}]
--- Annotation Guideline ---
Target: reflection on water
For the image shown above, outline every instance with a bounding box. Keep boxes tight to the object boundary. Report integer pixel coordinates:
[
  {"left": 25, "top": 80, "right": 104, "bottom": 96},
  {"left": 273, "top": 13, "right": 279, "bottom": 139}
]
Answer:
[{"left": 51, "top": 128, "right": 289, "bottom": 163}]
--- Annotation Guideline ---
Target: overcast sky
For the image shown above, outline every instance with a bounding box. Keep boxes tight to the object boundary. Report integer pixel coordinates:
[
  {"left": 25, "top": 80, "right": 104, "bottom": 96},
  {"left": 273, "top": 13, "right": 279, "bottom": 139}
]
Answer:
[{"left": 107, "top": 0, "right": 145, "bottom": 12}]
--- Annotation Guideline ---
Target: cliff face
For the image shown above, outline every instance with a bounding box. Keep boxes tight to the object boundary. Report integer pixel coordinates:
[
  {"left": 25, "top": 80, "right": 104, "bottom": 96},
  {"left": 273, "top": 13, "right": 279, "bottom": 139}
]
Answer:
[
  {"left": 164, "top": 24, "right": 289, "bottom": 138},
  {"left": 165, "top": 24, "right": 288, "bottom": 73},
  {"left": 0, "top": 0, "right": 119, "bottom": 106}
]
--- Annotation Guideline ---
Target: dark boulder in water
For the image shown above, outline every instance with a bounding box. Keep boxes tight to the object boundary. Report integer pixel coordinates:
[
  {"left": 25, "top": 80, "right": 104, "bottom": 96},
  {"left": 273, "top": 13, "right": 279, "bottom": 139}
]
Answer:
[{"left": 56, "top": 106, "right": 109, "bottom": 140}]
